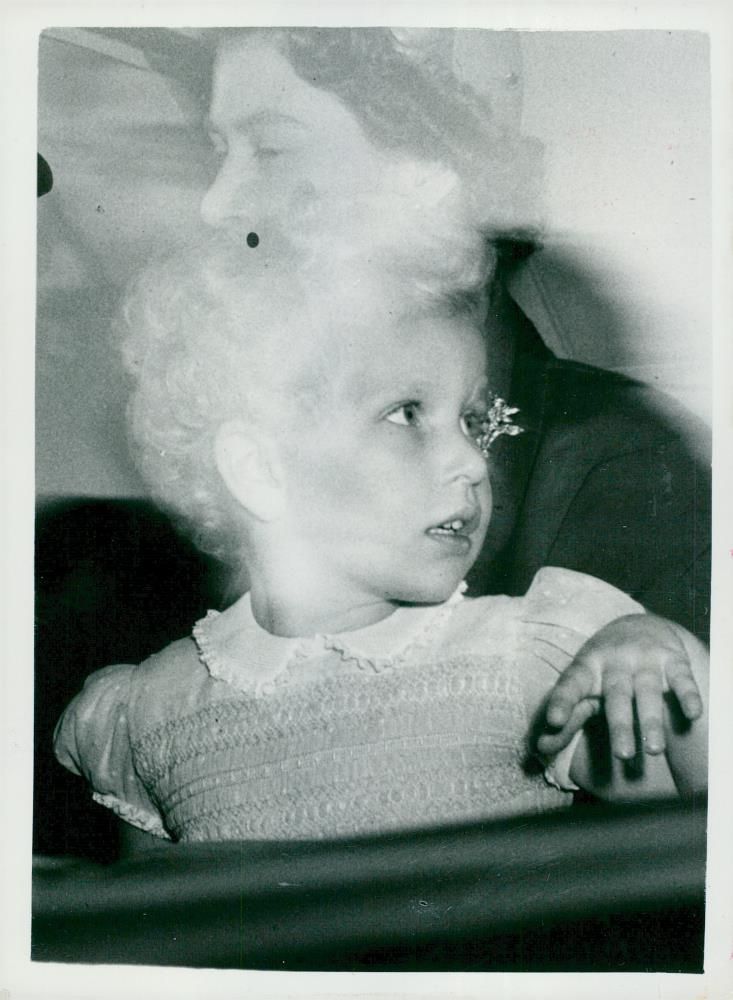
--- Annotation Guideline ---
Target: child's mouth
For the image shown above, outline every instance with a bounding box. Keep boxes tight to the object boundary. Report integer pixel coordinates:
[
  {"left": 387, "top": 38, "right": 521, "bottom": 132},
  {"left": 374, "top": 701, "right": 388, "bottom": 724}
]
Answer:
[
  {"left": 432, "top": 519, "right": 467, "bottom": 535},
  {"left": 426, "top": 511, "right": 480, "bottom": 549}
]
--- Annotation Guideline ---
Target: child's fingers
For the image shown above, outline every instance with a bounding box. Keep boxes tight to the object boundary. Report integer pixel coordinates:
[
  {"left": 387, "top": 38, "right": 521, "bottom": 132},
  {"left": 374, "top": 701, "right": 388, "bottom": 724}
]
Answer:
[
  {"left": 603, "top": 668, "right": 636, "bottom": 760},
  {"left": 537, "top": 697, "right": 599, "bottom": 756},
  {"left": 633, "top": 666, "right": 665, "bottom": 755},
  {"left": 544, "top": 658, "right": 599, "bottom": 728},
  {"left": 664, "top": 653, "right": 704, "bottom": 719}
]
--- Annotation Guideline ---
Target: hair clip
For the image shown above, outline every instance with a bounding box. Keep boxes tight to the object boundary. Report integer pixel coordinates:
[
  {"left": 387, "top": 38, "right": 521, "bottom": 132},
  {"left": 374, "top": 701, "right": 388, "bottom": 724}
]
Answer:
[{"left": 475, "top": 396, "right": 524, "bottom": 458}]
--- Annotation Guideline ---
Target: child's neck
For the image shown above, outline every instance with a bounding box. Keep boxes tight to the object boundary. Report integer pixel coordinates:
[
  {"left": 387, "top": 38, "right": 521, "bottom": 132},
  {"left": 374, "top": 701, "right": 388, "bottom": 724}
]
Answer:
[{"left": 248, "top": 576, "right": 398, "bottom": 638}]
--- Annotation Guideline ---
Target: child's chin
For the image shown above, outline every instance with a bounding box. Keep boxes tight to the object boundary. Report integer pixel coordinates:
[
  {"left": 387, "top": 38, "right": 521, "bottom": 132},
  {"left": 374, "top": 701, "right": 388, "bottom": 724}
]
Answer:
[{"left": 392, "top": 576, "right": 464, "bottom": 607}]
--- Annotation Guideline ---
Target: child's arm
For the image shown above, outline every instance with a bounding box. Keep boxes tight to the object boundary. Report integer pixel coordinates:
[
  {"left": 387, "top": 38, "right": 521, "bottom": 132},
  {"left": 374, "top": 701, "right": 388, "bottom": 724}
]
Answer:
[{"left": 537, "top": 614, "right": 708, "bottom": 800}]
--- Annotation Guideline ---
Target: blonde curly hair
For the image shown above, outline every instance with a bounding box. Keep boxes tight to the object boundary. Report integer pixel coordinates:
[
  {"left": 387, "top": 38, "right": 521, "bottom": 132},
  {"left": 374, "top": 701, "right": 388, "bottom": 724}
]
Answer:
[{"left": 120, "top": 226, "right": 496, "bottom": 564}]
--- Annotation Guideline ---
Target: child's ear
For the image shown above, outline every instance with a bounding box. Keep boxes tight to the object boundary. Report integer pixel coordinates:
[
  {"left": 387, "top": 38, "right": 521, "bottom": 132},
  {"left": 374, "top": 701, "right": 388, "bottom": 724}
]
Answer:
[{"left": 214, "top": 420, "right": 285, "bottom": 522}]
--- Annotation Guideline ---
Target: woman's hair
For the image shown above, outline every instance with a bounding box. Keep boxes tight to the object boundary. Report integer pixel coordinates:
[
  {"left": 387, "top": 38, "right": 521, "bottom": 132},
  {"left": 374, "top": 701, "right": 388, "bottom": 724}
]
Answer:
[
  {"left": 202, "top": 26, "right": 543, "bottom": 235},
  {"left": 120, "top": 226, "right": 496, "bottom": 564}
]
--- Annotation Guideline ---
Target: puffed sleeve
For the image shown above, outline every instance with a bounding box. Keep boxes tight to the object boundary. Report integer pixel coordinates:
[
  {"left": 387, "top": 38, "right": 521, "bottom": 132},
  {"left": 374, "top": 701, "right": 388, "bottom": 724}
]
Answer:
[
  {"left": 522, "top": 566, "right": 645, "bottom": 641},
  {"left": 53, "top": 663, "right": 170, "bottom": 839},
  {"left": 519, "top": 567, "right": 645, "bottom": 792}
]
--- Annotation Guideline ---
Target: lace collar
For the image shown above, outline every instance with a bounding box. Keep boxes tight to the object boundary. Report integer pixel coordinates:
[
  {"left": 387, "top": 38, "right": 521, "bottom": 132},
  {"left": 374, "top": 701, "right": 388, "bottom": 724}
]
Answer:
[{"left": 192, "top": 583, "right": 467, "bottom": 693}]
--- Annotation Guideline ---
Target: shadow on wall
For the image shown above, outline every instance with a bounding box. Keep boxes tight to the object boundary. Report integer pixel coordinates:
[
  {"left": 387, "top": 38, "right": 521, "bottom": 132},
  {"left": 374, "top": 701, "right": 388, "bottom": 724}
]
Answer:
[
  {"left": 34, "top": 498, "right": 230, "bottom": 861},
  {"left": 510, "top": 243, "right": 711, "bottom": 425},
  {"left": 512, "top": 245, "right": 637, "bottom": 369}
]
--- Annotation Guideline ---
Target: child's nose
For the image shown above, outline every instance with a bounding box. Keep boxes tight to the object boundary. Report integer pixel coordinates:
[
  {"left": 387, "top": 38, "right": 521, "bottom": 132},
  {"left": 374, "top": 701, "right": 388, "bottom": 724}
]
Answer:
[
  {"left": 444, "top": 428, "right": 489, "bottom": 487},
  {"left": 200, "top": 148, "right": 259, "bottom": 228}
]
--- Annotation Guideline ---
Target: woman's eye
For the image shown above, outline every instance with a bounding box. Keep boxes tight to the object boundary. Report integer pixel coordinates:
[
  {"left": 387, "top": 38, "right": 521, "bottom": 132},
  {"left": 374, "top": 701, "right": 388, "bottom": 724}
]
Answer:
[
  {"left": 208, "top": 133, "right": 228, "bottom": 157},
  {"left": 385, "top": 402, "right": 421, "bottom": 426},
  {"left": 255, "top": 146, "right": 284, "bottom": 160}
]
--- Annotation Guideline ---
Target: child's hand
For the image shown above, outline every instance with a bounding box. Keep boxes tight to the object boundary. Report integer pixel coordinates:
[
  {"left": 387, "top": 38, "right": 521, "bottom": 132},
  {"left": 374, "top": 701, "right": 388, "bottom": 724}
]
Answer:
[{"left": 537, "top": 614, "right": 704, "bottom": 762}]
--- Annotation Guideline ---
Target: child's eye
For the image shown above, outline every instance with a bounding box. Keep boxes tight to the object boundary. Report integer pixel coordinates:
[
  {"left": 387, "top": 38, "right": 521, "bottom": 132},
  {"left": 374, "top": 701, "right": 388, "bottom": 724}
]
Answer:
[
  {"left": 385, "top": 402, "right": 421, "bottom": 426},
  {"left": 460, "top": 409, "right": 485, "bottom": 438}
]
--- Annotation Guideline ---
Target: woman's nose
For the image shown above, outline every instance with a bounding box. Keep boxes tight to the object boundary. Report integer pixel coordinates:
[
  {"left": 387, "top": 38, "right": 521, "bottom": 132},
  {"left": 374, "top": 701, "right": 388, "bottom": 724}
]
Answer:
[{"left": 200, "top": 150, "right": 258, "bottom": 228}]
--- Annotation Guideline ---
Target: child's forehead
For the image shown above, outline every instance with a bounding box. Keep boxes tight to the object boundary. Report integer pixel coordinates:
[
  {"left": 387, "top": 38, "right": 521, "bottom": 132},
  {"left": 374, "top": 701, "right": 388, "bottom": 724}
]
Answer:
[
  {"left": 204, "top": 247, "right": 486, "bottom": 386},
  {"left": 332, "top": 308, "right": 488, "bottom": 395}
]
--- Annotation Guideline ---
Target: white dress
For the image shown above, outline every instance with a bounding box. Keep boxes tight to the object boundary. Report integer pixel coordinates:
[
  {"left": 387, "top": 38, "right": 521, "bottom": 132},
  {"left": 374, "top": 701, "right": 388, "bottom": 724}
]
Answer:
[{"left": 54, "top": 568, "right": 641, "bottom": 842}]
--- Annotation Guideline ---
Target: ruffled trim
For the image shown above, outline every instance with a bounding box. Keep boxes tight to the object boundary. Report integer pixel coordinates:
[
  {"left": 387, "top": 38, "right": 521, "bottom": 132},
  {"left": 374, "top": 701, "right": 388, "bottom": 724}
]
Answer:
[
  {"left": 193, "top": 609, "right": 235, "bottom": 684},
  {"left": 193, "top": 583, "right": 468, "bottom": 691},
  {"left": 193, "top": 608, "right": 302, "bottom": 693},
  {"left": 322, "top": 581, "right": 468, "bottom": 673},
  {"left": 91, "top": 790, "right": 171, "bottom": 840}
]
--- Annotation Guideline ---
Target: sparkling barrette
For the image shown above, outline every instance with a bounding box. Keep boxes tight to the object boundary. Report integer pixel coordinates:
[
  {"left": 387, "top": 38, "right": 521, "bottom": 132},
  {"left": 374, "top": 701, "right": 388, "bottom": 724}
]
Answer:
[{"left": 475, "top": 396, "right": 524, "bottom": 458}]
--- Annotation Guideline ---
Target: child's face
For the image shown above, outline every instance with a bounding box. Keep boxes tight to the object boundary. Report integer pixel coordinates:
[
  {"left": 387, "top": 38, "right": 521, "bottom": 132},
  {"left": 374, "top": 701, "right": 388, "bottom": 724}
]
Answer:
[{"left": 276, "top": 308, "right": 492, "bottom": 610}]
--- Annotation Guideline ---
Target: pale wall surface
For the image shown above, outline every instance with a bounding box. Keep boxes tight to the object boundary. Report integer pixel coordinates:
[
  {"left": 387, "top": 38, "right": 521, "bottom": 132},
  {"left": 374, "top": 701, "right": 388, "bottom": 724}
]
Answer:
[{"left": 515, "top": 31, "right": 710, "bottom": 420}]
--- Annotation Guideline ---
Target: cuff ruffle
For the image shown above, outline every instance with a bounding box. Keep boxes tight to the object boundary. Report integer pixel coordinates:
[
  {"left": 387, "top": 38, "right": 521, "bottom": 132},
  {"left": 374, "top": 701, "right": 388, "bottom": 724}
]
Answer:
[{"left": 92, "top": 791, "right": 171, "bottom": 839}]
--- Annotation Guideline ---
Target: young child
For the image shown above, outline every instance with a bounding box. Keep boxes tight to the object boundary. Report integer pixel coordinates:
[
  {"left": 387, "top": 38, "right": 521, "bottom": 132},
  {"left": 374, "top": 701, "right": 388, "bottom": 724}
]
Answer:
[{"left": 53, "top": 230, "right": 708, "bottom": 845}]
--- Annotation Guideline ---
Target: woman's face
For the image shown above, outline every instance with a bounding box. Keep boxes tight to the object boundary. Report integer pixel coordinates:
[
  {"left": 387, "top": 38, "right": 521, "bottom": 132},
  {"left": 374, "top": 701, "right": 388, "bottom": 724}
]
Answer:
[{"left": 201, "top": 36, "right": 387, "bottom": 232}]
